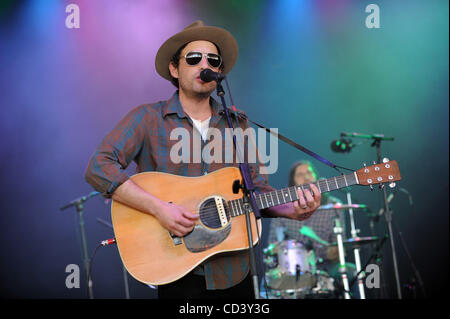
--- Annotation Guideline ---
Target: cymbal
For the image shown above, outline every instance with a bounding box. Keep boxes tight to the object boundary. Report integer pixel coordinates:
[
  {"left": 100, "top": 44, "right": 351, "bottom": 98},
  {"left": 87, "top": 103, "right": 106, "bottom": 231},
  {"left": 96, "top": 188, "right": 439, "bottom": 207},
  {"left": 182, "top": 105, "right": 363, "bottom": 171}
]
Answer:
[
  {"left": 330, "top": 236, "right": 378, "bottom": 248},
  {"left": 317, "top": 203, "right": 367, "bottom": 210},
  {"left": 299, "top": 225, "right": 329, "bottom": 246}
]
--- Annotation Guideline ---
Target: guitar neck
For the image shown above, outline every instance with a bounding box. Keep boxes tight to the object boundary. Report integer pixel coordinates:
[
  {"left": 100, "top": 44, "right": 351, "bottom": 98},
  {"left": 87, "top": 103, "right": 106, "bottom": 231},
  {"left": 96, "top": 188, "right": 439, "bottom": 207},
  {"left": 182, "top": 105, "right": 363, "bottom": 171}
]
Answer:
[{"left": 227, "top": 172, "right": 358, "bottom": 217}]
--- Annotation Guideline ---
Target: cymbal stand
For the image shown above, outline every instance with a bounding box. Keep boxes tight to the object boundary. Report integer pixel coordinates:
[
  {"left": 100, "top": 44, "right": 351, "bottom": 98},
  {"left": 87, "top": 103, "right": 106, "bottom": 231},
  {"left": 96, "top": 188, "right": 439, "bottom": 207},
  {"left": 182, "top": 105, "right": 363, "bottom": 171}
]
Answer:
[
  {"left": 333, "top": 213, "right": 351, "bottom": 299},
  {"left": 349, "top": 235, "right": 388, "bottom": 289},
  {"left": 345, "top": 191, "right": 366, "bottom": 299}
]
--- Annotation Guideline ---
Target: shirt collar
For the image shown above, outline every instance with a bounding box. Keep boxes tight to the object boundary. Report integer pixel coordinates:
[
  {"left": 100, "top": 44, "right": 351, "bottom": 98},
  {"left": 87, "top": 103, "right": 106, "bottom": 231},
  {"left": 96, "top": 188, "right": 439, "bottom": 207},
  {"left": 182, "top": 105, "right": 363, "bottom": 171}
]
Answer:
[{"left": 162, "top": 90, "right": 222, "bottom": 119}]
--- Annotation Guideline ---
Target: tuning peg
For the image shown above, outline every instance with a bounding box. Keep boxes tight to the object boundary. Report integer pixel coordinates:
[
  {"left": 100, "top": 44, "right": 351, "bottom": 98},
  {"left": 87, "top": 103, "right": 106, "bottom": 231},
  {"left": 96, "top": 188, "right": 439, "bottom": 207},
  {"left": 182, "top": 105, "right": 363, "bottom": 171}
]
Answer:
[
  {"left": 372, "top": 161, "right": 377, "bottom": 165},
  {"left": 369, "top": 185, "right": 374, "bottom": 191},
  {"left": 363, "top": 162, "right": 369, "bottom": 173},
  {"left": 379, "top": 184, "right": 385, "bottom": 190},
  {"left": 382, "top": 158, "right": 390, "bottom": 163},
  {"left": 389, "top": 182, "right": 396, "bottom": 188}
]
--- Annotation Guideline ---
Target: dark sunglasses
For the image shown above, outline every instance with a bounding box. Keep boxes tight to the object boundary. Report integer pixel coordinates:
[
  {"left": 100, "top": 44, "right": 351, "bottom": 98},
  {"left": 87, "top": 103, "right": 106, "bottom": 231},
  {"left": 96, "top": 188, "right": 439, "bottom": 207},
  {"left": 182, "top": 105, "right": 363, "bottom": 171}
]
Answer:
[{"left": 182, "top": 51, "right": 222, "bottom": 68}]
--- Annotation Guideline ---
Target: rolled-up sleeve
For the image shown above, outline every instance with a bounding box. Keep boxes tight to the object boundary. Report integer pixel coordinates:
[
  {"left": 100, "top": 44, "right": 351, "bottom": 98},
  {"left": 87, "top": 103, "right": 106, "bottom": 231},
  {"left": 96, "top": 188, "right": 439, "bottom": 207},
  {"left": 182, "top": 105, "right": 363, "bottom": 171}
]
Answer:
[{"left": 84, "top": 105, "right": 148, "bottom": 198}]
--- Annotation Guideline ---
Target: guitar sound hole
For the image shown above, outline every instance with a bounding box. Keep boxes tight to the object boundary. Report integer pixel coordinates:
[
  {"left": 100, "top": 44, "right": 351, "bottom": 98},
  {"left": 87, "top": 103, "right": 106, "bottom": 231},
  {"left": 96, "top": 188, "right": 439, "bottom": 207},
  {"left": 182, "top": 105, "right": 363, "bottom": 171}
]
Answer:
[{"left": 199, "top": 198, "right": 230, "bottom": 229}]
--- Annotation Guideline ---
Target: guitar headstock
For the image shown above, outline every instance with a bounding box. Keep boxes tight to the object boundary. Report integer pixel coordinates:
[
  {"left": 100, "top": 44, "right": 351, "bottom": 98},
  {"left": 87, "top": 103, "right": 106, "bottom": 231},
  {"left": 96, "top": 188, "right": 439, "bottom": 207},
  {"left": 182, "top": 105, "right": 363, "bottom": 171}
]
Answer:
[{"left": 356, "top": 159, "right": 401, "bottom": 188}]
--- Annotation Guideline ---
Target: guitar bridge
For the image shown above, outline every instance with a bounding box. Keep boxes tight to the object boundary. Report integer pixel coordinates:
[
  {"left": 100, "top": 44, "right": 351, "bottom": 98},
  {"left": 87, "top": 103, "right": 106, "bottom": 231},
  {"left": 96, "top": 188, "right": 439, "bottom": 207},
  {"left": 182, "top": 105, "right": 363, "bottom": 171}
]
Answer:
[{"left": 168, "top": 231, "right": 182, "bottom": 246}]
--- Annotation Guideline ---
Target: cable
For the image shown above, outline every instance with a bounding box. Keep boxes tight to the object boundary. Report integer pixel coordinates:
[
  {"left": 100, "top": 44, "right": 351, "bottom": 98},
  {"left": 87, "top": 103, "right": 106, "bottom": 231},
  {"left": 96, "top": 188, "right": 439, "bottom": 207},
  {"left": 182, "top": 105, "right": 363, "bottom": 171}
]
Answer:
[
  {"left": 86, "top": 238, "right": 116, "bottom": 298},
  {"left": 86, "top": 243, "right": 102, "bottom": 298}
]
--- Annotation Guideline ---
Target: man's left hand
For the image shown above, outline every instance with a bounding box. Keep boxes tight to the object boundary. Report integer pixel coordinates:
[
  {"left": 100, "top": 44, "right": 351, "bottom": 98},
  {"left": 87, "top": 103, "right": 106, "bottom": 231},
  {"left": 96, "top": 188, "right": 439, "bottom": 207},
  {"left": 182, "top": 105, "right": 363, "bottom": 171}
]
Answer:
[{"left": 292, "top": 184, "right": 321, "bottom": 220}]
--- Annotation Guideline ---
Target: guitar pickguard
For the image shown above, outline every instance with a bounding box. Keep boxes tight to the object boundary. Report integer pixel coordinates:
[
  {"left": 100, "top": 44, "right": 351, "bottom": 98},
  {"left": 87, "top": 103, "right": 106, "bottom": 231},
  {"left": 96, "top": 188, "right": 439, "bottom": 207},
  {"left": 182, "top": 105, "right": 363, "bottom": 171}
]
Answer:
[{"left": 184, "top": 223, "right": 232, "bottom": 253}]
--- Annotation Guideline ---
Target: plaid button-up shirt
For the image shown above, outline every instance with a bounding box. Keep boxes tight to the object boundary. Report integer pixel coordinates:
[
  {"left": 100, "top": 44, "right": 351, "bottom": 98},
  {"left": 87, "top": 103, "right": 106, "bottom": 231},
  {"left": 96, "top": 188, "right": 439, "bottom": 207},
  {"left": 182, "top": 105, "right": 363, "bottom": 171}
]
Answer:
[{"left": 85, "top": 91, "right": 274, "bottom": 290}]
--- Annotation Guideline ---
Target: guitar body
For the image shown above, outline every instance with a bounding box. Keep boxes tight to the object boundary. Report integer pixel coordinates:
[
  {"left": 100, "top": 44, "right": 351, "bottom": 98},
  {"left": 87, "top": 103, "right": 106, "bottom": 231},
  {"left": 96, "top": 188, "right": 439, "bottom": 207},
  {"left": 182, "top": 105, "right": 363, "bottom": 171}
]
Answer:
[{"left": 111, "top": 167, "right": 261, "bottom": 286}]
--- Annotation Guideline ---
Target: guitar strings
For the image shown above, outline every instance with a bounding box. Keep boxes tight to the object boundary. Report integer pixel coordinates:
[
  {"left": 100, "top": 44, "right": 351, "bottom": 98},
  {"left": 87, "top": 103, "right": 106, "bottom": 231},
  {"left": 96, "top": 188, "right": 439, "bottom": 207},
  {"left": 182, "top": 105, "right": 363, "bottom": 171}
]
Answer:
[
  {"left": 182, "top": 172, "right": 393, "bottom": 220},
  {"left": 193, "top": 195, "right": 291, "bottom": 219},
  {"left": 195, "top": 185, "right": 318, "bottom": 218},
  {"left": 190, "top": 175, "right": 358, "bottom": 219},
  {"left": 194, "top": 188, "right": 311, "bottom": 219},
  {"left": 193, "top": 188, "right": 301, "bottom": 219}
]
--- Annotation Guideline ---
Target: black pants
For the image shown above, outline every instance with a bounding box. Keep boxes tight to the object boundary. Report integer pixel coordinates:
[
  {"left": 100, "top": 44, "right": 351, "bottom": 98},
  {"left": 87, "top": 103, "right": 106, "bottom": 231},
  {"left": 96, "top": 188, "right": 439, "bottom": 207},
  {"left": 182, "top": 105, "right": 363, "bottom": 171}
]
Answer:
[{"left": 158, "top": 272, "right": 255, "bottom": 299}]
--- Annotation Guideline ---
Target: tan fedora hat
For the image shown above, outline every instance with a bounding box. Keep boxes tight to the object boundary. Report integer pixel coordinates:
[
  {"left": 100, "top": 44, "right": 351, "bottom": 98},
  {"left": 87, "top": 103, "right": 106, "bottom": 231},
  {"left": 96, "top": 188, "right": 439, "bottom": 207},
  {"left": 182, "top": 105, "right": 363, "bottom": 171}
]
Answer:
[{"left": 155, "top": 20, "right": 238, "bottom": 81}]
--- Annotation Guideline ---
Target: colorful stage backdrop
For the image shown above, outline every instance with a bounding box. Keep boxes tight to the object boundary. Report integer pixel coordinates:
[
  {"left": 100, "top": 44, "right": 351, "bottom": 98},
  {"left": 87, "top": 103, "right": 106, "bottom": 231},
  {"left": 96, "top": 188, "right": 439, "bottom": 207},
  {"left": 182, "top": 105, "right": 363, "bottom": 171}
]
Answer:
[{"left": 0, "top": 0, "right": 448, "bottom": 298}]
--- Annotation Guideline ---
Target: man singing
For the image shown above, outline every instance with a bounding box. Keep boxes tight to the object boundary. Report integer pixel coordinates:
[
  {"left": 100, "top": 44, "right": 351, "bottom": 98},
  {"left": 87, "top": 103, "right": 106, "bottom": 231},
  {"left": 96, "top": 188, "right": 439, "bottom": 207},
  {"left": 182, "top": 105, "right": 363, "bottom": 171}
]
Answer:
[{"left": 85, "top": 21, "right": 321, "bottom": 299}]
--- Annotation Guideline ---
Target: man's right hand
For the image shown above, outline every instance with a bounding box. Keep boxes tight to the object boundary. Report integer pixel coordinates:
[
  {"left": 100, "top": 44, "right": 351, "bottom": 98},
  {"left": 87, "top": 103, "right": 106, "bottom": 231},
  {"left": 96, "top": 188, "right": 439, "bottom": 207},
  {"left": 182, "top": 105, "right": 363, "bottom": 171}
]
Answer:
[
  {"left": 112, "top": 179, "right": 199, "bottom": 237},
  {"left": 154, "top": 202, "right": 199, "bottom": 237}
]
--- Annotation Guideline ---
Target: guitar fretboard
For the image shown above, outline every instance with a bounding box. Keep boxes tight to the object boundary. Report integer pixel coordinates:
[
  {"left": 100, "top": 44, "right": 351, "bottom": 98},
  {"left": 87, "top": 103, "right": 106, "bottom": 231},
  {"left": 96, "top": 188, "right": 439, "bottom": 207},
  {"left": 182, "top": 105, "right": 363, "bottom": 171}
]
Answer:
[{"left": 227, "top": 172, "right": 357, "bottom": 217}]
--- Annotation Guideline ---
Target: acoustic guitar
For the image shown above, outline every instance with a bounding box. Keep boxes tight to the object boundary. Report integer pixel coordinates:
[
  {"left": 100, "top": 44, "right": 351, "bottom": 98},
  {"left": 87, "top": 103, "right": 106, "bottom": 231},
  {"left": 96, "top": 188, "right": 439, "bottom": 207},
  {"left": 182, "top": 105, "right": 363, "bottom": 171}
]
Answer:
[{"left": 111, "top": 160, "right": 401, "bottom": 285}]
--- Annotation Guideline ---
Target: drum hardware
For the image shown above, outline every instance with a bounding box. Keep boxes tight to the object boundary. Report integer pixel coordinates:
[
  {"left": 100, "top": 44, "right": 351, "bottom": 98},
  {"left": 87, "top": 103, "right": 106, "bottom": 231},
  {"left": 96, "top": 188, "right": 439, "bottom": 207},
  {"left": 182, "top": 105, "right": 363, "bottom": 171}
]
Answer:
[
  {"left": 264, "top": 240, "right": 317, "bottom": 292},
  {"left": 329, "top": 236, "right": 379, "bottom": 249},
  {"left": 332, "top": 215, "right": 352, "bottom": 299},
  {"left": 317, "top": 203, "right": 368, "bottom": 210},
  {"left": 345, "top": 191, "right": 366, "bottom": 299},
  {"left": 299, "top": 225, "right": 330, "bottom": 247},
  {"left": 264, "top": 201, "right": 382, "bottom": 299},
  {"left": 295, "top": 264, "right": 301, "bottom": 299},
  {"left": 320, "top": 199, "right": 370, "bottom": 299},
  {"left": 311, "top": 271, "right": 336, "bottom": 297},
  {"left": 348, "top": 234, "right": 388, "bottom": 293},
  {"left": 263, "top": 239, "right": 339, "bottom": 299},
  {"left": 261, "top": 269, "right": 337, "bottom": 299}
]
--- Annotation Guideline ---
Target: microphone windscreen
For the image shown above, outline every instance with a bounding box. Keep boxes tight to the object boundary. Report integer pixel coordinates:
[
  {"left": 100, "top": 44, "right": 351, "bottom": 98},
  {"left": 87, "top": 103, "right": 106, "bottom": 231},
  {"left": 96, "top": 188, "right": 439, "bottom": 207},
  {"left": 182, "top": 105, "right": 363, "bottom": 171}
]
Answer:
[
  {"left": 330, "top": 138, "right": 352, "bottom": 153},
  {"left": 330, "top": 140, "right": 343, "bottom": 153},
  {"left": 200, "top": 69, "right": 216, "bottom": 82}
]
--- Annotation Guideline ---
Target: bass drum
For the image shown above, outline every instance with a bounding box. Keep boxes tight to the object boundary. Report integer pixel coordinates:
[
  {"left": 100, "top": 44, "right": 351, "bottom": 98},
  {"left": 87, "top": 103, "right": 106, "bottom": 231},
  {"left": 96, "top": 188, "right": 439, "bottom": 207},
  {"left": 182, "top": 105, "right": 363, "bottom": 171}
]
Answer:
[{"left": 264, "top": 240, "right": 317, "bottom": 292}]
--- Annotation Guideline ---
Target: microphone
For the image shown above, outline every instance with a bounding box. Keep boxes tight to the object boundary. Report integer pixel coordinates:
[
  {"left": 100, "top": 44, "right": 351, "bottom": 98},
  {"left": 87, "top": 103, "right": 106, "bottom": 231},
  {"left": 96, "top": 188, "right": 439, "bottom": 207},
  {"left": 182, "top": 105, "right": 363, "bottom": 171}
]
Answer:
[
  {"left": 341, "top": 132, "right": 394, "bottom": 141},
  {"left": 330, "top": 138, "right": 354, "bottom": 153},
  {"left": 374, "top": 193, "right": 395, "bottom": 222},
  {"left": 200, "top": 69, "right": 226, "bottom": 83}
]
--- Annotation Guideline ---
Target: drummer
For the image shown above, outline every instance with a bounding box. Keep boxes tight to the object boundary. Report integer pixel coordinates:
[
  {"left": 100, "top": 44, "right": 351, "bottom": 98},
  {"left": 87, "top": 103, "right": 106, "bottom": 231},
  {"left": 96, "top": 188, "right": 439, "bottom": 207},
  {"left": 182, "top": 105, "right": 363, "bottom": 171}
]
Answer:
[{"left": 267, "top": 160, "right": 351, "bottom": 277}]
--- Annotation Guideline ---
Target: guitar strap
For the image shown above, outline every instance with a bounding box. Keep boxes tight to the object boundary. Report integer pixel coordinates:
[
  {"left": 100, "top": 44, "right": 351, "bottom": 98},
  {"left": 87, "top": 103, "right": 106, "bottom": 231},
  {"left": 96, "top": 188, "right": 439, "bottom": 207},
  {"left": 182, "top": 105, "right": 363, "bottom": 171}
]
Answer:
[
  {"left": 220, "top": 78, "right": 353, "bottom": 173},
  {"left": 222, "top": 107, "right": 353, "bottom": 174}
]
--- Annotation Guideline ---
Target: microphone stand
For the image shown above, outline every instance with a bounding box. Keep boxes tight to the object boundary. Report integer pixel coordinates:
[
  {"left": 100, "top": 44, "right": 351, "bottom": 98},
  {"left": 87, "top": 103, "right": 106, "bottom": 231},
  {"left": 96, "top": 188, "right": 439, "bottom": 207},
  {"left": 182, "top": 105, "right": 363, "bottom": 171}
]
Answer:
[
  {"left": 215, "top": 80, "right": 262, "bottom": 299},
  {"left": 393, "top": 218, "right": 426, "bottom": 298},
  {"left": 60, "top": 191, "right": 100, "bottom": 299},
  {"left": 373, "top": 138, "right": 402, "bottom": 299},
  {"left": 343, "top": 133, "right": 402, "bottom": 298}
]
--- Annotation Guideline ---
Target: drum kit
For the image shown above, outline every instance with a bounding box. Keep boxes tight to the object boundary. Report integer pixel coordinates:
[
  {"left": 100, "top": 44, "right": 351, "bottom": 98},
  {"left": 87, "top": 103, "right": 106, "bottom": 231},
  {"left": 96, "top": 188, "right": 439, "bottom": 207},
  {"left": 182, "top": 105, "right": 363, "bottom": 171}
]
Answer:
[{"left": 262, "top": 203, "right": 379, "bottom": 299}]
